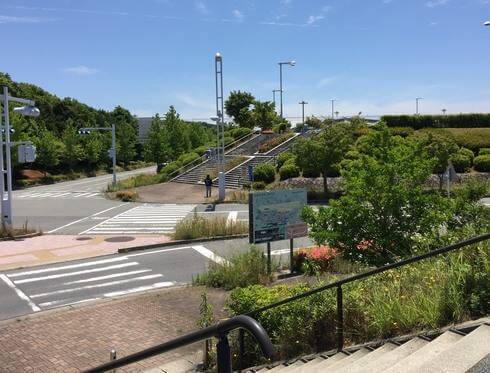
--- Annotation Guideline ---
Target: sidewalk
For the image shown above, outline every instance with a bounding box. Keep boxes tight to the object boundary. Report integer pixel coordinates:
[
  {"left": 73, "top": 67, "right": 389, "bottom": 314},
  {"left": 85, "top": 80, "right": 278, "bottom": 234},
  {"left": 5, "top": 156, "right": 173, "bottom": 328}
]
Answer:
[
  {"left": 0, "top": 285, "right": 228, "bottom": 372},
  {"left": 0, "top": 234, "right": 171, "bottom": 271}
]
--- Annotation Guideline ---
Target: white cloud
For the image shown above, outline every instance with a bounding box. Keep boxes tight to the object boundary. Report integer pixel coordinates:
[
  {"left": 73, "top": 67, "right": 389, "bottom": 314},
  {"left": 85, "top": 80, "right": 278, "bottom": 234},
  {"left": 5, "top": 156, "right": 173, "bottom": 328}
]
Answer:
[
  {"left": 307, "top": 15, "right": 324, "bottom": 24},
  {"left": 426, "top": 0, "right": 449, "bottom": 7},
  {"left": 232, "top": 9, "right": 244, "bottom": 20},
  {"left": 63, "top": 65, "right": 99, "bottom": 76},
  {"left": 0, "top": 15, "right": 54, "bottom": 24},
  {"left": 195, "top": 1, "right": 209, "bottom": 14}
]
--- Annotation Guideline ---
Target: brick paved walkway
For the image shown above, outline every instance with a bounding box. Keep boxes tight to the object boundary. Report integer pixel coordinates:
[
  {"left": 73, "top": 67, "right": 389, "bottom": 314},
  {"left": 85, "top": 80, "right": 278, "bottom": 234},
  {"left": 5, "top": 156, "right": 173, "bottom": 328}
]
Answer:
[{"left": 0, "top": 286, "right": 228, "bottom": 372}]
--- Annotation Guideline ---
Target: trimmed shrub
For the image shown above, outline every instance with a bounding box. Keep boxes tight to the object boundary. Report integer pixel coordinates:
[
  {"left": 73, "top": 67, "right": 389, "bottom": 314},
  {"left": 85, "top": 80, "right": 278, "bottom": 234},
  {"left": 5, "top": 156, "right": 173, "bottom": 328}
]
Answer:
[
  {"left": 279, "top": 161, "right": 300, "bottom": 180},
  {"left": 382, "top": 114, "right": 490, "bottom": 129},
  {"left": 459, "top": 147, "right": 474, "bottom": 161},
  {"left": 194, "top": 145, "right": 209, "bottom": 156},
  {"left": 450, "top": 153, "right": 472, "bottom": 173},
  {"left": 292, "top": 246, "right": 338, "bottom": 275},
  {"left": 474, "top": 155, "right": 490, "bottom": 172},
  {"left": 160, "top": 161, "right": 182, "bottom": 175},
  {"left": 253, "top": 163, "right": 275, "bottom": 184},
  {"left": 276, "top": 152, "right": 295, "bottom": 171},
  {"left": 228, "top": 127, "right": 252, "bottom": 140},
  {"left": 390, "top": 127, "right": 414, "bottom": 137},
  {"left": 479, "top": 148, "right": 490, "bottom": 156},
  {"left": 177, "top": 152, "right": 200, "bottom": 166}
]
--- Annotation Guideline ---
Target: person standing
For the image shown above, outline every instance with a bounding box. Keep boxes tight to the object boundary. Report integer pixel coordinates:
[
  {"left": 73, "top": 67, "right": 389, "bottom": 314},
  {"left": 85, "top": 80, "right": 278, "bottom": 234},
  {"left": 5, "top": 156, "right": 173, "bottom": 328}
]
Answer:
[{"left": 204, "top": 175, "right": 212, "bottom": 198}]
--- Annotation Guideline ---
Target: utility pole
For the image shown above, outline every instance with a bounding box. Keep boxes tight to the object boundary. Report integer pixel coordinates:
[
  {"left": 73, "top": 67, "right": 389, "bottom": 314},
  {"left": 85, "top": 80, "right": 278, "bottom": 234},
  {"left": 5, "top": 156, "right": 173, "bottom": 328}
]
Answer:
[
  {"left": 299, "top": 100, "right": 308, "bottom": 133},
  {"left": 278, "top": 61, "right": 295, "bottom": 118},
  {"left": 416, "top": 97, "right": 423, "bottom": 115},
  {"left": 330, "top": 99, "right": 336, "bottom": 120}
]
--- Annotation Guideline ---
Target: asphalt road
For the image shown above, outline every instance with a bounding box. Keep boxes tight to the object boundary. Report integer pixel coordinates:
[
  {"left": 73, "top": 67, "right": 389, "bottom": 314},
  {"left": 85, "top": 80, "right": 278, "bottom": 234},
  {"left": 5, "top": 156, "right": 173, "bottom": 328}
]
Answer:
[{"left": 0, "top": 236, "right": 312, "bottom": 320}]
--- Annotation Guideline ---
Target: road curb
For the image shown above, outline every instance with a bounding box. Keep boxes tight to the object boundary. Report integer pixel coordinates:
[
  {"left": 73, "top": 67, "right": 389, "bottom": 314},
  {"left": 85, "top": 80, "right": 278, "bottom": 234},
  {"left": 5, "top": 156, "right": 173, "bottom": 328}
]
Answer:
[
  {"left": 118, "top": 234, "right": 249, "bottom": 253},
  {"left": 0, "top": 232, "right": 42, "bottom": 241}
]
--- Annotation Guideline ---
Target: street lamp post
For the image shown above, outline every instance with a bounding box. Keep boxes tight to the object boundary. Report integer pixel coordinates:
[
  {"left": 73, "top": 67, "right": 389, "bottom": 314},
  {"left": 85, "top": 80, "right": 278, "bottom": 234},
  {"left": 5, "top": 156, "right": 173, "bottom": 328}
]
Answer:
[
  {"left": 415, "top": 97, "right": 423, "bottom": 115},
  {"left": 335, "top": 111, "right": 339, "bottom": 119},
  {"left": 299, "top": 101, "right": 308, "bottom": 132},
  {"left": 278, "top": 61, "right": 295, "bottom": 118},
  {"left": 215, "top": 52, "right": 225, "bottom": 201},
  {"left": 78, "top": 125, "right": 117, "bottom": 186},
  {"left": 272, "top": 89, "right": 281, "bottom": 109},
  {"left": 0, "top": 85, "right": 40, "bottom": 226},
  {"left": 442, "top": 108, "right": 447, "bottom": 116},
  {"left": 330, "top": 99, "right": 337, "bottom": 120}
]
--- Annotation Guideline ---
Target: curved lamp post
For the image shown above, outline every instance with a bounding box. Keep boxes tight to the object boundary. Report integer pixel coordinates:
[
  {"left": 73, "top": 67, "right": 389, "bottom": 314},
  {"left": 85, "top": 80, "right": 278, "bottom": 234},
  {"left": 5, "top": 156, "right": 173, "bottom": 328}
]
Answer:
[{"left": 278, "top": 60, "right": 295, "bottom": 118}]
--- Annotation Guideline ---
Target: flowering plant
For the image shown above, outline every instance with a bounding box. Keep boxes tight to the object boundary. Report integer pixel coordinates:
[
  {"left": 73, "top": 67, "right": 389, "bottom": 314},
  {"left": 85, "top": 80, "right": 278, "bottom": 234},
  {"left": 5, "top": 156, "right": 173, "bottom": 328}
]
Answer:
[{"left": 292, "top": 245, "right": 338, "bottom": 275}]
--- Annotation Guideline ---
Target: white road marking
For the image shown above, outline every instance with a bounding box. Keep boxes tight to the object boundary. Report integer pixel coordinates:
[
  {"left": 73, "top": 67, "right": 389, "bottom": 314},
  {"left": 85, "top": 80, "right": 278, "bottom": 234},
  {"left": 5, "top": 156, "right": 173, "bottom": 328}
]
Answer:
[
  {"left": 46, "top": 203, "right": 127, "bottom": 233},
  {"left": 9, "top": 256, "right": 129, "bottom": 277},
  {"left": 63, "top": 269, "right": 151, "bottom": 285},
  {"left": 127, "top": 246, "right": 192, "bottom": 257},
  {"left": 104, "top": 282, "right": 174, "bottom": 297},
  {"left": 30, "top": 274, "right": 164, "bottom": 298},
  {"left": 0, "top": 274, "right": 40, "bottom": 312},
  {"left": 192, "top": 245, "right": 228, "bottom": 264},
  {"left": 14, "top": 262, "right": 139, "bottom": 284},
  {"left": 227, "top": 211, "right": 238, "bottom": 224}
]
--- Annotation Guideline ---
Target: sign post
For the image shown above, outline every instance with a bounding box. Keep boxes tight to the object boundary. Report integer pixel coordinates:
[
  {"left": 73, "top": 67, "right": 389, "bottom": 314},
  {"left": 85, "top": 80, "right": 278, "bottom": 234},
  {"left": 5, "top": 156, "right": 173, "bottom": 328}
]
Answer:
[{"left": 249, "top": 188, "right": 308, "bottom": 274}]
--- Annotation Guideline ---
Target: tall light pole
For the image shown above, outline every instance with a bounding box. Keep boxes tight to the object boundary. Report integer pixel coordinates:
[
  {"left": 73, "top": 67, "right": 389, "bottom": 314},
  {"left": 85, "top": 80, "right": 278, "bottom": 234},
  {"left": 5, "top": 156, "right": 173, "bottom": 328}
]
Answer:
[
  {"left": 415, "top": 97, "right": 423, "bottom": 115},
  {"left": 0, "top": 85, "right": 40, "bottom": 226},
  {"left": 215, "top": 52, "right": 225, "bottom": 201},
  {"left": 299, "top": 100, "right": 308, "bottom": 133},
  {"left": 278, "top": 60, "right": 295, "bottom": 118},
  {"left": 272, "top": 89, "right": 281, "bottom": 109},
  {"left": 78, "top": 125, "right": 117, "bottom": 186},
  {"left": 442, "top": 108, "right": 447, "bottom": 116},
  {"left": 330, "top": 99, "right": 337, "bottom": 120},
  {"left": 335, "top": 111, "right": 339, "bottom": 119}
]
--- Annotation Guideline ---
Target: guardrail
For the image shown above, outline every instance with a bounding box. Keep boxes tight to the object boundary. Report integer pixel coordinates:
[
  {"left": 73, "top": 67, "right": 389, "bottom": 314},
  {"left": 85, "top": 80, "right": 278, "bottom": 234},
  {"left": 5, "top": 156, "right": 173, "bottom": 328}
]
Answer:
[
  {"left": 84, "top": 315, "right": 274, "bottom": 373},
  {"left": 236, "top": 233, "right": 490, "bottom": 369}
]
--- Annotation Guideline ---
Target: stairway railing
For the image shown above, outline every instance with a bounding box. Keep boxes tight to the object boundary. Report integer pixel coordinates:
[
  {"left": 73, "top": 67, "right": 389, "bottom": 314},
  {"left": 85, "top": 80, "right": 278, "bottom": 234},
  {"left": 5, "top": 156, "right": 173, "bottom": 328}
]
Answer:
[{"left": 236, "top": 233, "right": 490, "bottom": 368}]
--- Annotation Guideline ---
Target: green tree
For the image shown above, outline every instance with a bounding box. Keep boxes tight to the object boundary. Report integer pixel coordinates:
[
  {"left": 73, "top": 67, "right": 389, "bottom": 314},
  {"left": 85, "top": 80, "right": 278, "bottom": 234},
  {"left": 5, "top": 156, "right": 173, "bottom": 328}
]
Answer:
[
  {"left": 61, "top": 119, "right": 82, "bottom": 170},
  {"left": 251, "top": 101, "right": 278, "bottom": 131},
  {"left": 143, "top": 114, "right": 169, "bottom": 164},
  {"left": 34, "top": 128, "right": 64, "bottom": 174},
  {"left": 112, "top": 106, "right": 137, "bottom": 166},
  {"left": 225, "top": 91, "right": 255, "bottom": 128},
  {"left": 83, "top": 133, "right": 104, "bottom": 169},
  {"left": 302, "top": 125, "right": 452, "bottom": 266},
  {"left": 163, "top": 106, "right": 191, "bottom": 159}
]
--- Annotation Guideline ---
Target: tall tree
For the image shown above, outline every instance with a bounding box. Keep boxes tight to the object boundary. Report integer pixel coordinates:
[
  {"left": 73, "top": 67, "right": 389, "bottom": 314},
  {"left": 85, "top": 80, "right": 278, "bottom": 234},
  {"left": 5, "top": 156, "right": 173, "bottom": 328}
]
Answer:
[
  {"left": 112, "top": 106, "right": 137, "bottom": 166},
  {"left": 61, "top": 119, "right": 82, "bottom": 170},
  {"left": 251, "top": 101, "right": 278, "bottom": 131},
  {"left": 163, "top": 106, "right": 191, "bottom": 159},
  {"left": 143, "top": 114, "right": 169, "bottom": 164},
  {"left": 225, "top": 91, "right": 255, "bottom": 128},
  {"left": 34, "top": 128, "right": 64, "bottom": 174}
]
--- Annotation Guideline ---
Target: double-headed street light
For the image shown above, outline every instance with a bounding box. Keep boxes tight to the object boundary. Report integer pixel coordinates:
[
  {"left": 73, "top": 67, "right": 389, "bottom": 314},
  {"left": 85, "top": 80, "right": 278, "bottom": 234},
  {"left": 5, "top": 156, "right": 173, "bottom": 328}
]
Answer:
[
  {"left": 415, "top": 97, "right": 423, "bottom": 115},
  {"left": 299, "top": 101, "right": 308, "bottom": 133},
  {"left": 78, "top": 125, "right": 117, "bottom": 186},
  {"left": 278, "top": 60, "right": 295, "bottom": 118},
  {"left": 0, "top": 85, "right": 40, "bottom": 226}
]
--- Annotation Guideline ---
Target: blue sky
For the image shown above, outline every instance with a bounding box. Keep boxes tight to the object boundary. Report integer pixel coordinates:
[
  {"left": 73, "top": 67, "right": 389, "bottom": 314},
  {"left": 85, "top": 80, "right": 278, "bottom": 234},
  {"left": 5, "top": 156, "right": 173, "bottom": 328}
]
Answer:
[{"left": 2, "top": 0, "right": 490, "bottom": 120}]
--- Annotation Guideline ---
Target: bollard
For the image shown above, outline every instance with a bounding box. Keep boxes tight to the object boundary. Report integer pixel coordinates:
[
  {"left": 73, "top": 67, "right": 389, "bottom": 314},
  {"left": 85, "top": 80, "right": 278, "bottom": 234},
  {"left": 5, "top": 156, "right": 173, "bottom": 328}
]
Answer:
[{"left": 110, "top": 349, "right": 117, "bottom": 373}]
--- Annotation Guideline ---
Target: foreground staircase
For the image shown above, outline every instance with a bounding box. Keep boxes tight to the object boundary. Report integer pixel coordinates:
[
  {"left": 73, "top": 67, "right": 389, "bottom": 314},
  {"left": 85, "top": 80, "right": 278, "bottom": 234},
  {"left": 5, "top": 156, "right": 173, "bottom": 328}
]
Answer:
[{"left": 249, "top": 318, "right": 490, "bottom": 373}]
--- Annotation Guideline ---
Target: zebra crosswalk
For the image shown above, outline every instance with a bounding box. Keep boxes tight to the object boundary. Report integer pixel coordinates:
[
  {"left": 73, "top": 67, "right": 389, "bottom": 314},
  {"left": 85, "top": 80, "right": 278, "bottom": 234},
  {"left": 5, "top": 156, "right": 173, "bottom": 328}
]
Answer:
[
  {"left": 2, "top": 255, "right": 175, "bottom": 312},
  {"left": 80, "top": 203, "right": 196, "bottom": 235},
  {"left": 14, "top": 191, "right": 103, "bottom": 199}
]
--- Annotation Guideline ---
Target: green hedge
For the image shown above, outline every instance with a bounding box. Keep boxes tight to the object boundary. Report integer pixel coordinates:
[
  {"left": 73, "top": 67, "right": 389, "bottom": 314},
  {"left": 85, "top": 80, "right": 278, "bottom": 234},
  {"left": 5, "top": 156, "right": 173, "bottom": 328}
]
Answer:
[
  {"left": 450, "top": 153, "right": 472, "bottom": 173},
  {"left": 253, "top": 163, "right": 275, "bottom": 184},
  {"left": 228, "top": 127, "right": 252, "bottom": 140},
  {"left": 479, "top": 148, "right": 490, "bottom": 156},
  {"left": 382, "top": 114, "right": 490, "bottom": 129},
  {"left": 276, "top": 152, "right": 295, "bottom": 171},
  {"left": 279, "top": 161, "right": 300, "bottom": 180},
  {"left": 474, "top": 155, "right": 490, "bottom": 172}
]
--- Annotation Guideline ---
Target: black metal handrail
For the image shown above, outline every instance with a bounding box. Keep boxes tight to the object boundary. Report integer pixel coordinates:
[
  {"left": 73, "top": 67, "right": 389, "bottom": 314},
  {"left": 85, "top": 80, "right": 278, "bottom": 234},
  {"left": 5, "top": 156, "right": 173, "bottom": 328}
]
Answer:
[
  {"left": 84, "top": 315, "right": 274, "bottom": 373},
  {"left": 237, "top": 233, "right": 490, "bottom": 366}
]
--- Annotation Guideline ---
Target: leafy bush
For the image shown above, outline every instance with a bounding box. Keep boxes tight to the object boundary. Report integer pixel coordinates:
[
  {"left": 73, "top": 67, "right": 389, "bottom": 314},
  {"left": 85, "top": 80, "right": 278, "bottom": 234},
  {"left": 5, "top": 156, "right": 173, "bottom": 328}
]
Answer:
[
  {"left": 177, "top": 152, "right": 200, "bottom": 166},
  {"left": 292, "top": 246, "right": 338, "bottom": 275},
  {"left": 382, "top": 114, "right": 490, "bottom": 129},
  {"left": 173, "top": 215, "right": 248, "bottom": 240},
  {"left": 279, "top": 161, "right": 300, "bottom": 180},
  {"left": 479, "top": 148, "right": 490, "bottom": 156},
  {"left": 252, "top": 181, "right": 266, "bottom": 190},
  {"left": 253, "top": 163, "right": 275, "bottom": 184},
  {"left": 115, "top": 190, "right": 138, "bottom": 201},
  {"left": 194, "top": 145, "right": 209, "bottom": 156},
  {"left": 258, "top": 133, "right": 294, "bottom": 153},
  {"left": 450, "top": 152, "right": 472, "bottom": 173},
  {"left": 227, "top": 244, "right": 490, "bottom": 364},
  {"left": 390, "top": 126, "right": 414, "bottom": 137},
  {"left": 193, "top": 246, "right": 272, "bottom": 290},
  {"left": 228, "top": 127, "right": 252, "bottom": 140},
  {"left": 276, "top": 152, "right": 295, "bottom": 171},
  {"left": 459, "top": 147, "right": 474, "bottom": 161},
  {"left": 474, "top": 155, "right": 490, "bottom": 172},
  {"left": 160, "top": 161, "right": 182, "bottom": 176}
]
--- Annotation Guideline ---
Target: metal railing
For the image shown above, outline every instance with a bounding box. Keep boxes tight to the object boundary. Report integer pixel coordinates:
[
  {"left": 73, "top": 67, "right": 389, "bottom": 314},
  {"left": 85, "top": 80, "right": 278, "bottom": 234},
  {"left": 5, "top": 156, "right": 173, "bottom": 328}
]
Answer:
[
  {"left": 84, "top": 315, "right": 274, "bottom": 373},
  {"left": 236, "top": 233, "right": 490, "bottom": 368}
]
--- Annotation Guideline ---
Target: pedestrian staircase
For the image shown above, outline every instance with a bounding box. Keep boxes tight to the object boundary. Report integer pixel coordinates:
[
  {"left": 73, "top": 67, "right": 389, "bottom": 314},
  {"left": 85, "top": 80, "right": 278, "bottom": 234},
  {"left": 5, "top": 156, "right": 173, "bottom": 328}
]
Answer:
[
  {"left": 247, "top": 318, "right": 490, "bottom": 373},
  {"left": 213, "top": 155, "right": 275, "bottom": 188},
  {"left": 171, "top": 158, "right": 218, "bottom": 185}
]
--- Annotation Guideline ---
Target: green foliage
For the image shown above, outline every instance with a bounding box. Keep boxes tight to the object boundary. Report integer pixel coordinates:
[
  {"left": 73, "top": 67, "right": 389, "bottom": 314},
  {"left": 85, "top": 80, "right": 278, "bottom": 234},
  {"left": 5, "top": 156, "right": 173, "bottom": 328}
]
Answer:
[
  {"left": 279, "top": 160, "right": 300, "bottom": 180},
  {"left": 253, "top": 163, "right": 275, "bottom": 184},
  {"left": 459, "top": 147, "right": 474, "bottom": 161},
  {"left": 193, "top": 246, "right": 272, "bottom": 290},
  {"left": 251, "top": 101, "right": 278, "bottom": 132},
  {"left": 33, "top": 128, "right": 64, "bottom": 173},
  {"left": 227, "top": 244, "right": 490, "bottom": 364},
  {"left": 450, "top": 152, "right": 472, "bottom": 173},
  {"left": 251, "top": 181, "right": 266, "bottom": 190},
  {"left": 304, "top": 116, "right": 324, "bottom": 129},
  {"left": 160, "top": 161, "right": 182, "bottom": 176},
  {"left": 61, "top": 120, "right": 82, "bottom": 170},
  {"left": 416, "top": 128, "right": 490, "bottom": 152},
  {"left": 258, "top": 133, "right": 293, "bottom": 153},
  {"left": 227, "top": 127, "right": 252, "bottom": 140},
  {"left": 276, "top": 152, "right": 295, "bottom": 171},
  {"left": 474, "top": 155, "right": 490, "bottom": 172},
  {"left": 225, "top": 91, "right": 256, "bottom": 128},
  {"left": 302, "top": 125, "right": 453, "bottom": 266},
  {"left": 382, "top": 114, "right": 490, "bottom": 128},
  {"left": 479, "top": 148, "right": 490, "bottom": 156},
  {"left": 83, "top": 132, "right": 105, "bottom": 168},
  {"left": 389, "top": 126, "right": 414, "bottom": 137},
  {"left": 174, "top": 215, "right": 248, "bottom": 240},
  {"left": 177, "top": 152, "right": 200, "bottom": 166}
]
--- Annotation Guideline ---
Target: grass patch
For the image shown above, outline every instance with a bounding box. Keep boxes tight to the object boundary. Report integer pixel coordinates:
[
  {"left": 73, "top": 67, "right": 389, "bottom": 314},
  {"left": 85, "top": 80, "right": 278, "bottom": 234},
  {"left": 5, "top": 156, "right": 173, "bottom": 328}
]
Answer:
[
  {"left": 106, "top": 173, "right": 167, "bottom": 193},
  {"left": 0, "top": 221, "right": 37, "bottom": 239},
  {"left": 193, "top": 246, "right": 274, "bottom": 290},
  {"left": 173, "top": 214, "right": 248, "bottom": 240},
  {"left": 224, "top": 189, "right": 250, "bottom": 203}
]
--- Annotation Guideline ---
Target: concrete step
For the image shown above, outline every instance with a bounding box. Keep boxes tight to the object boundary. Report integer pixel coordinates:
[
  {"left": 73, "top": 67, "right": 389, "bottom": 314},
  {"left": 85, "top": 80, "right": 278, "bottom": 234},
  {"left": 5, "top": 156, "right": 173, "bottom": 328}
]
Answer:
[
  {"left": 412, "top": 324, "right": 490, "bottom": 373},
  {"left": 360, "top": 337, "right": 429, "bottom": 373},
  {"left": 336, "top": 342, "right": 398, "bottom": 373},
  {"left": 383, "top": 331, "right": 464, "bottom": 373},
  {"left": 310, "top": 348, "right": 370, "bottom": 372},
  {"left": 289, "top": 353, "right": 349, "bottom": 373}
]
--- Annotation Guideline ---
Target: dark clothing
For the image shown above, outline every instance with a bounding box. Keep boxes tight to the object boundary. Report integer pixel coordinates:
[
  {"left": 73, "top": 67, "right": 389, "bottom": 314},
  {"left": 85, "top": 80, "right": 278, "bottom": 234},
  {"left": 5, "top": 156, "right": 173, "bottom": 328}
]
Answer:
[{"left": 204, "top": 177, "right": 212, "bottom": 197}]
